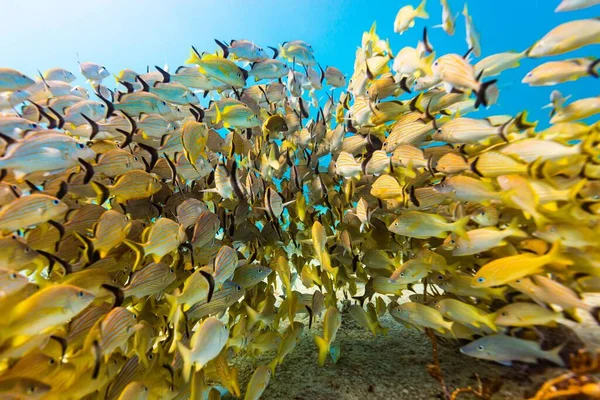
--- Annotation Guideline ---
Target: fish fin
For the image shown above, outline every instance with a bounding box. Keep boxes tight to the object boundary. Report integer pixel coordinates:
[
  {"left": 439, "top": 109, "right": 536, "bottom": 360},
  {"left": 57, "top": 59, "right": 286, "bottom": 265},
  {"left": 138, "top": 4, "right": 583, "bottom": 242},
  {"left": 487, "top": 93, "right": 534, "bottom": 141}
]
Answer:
[
  {"left": 314, "top": 335, "right": 329, "bottom": 367},
  {"left": 416, "top": 0, "right": 429, "bottom": 18},
  {"left": 73, "top": 232, "right": 98, "bottom": 264},
  {"left": 545, "top": 241, "right": 573, "bottom": 266},
  {"left": 485, "top": 313, "right": 498, "bottom": 332},
  {"left": 245, "top": 304, "right": 260, "bottom": 330},
  {"left": 474, "top": 79, "right": 498, "bottom": 109},
  {"left": 497, "top": 360, "right": 512, "bottom": 366},
  {"left": 91, "top": 181, "right": 110, "bottom": 205},
  {"left": 453, "top": 216, "right": 470, "bottom": 239},
  {"left": 165, "top": 291, "right": 179, "bottom": 321},
  {"left": 101, "top": 284, "right": 124, "bottom": 308},
  {"left": 588, "top": 59, "right": 600, "bottom": 78},
  {"left": 269, "top": 358, "right": 279, "bottom": 376},
  {"left": 590, "top": 307, "right": 600, "bottom": 325},
  {"left": 177, "top": 341, "right": 194, "bottom": 382},
  {"left": 122, "top": 239, "right": 145, "bottom": 271},
  {"left": 507, "top": 218, "right": 528, "bottom": 238},
  {"left": 199, "top": 270, "right": 215, "bottom": 303},
  {"left": 544, "top": 343, "right": 566, "bottom": 367}
]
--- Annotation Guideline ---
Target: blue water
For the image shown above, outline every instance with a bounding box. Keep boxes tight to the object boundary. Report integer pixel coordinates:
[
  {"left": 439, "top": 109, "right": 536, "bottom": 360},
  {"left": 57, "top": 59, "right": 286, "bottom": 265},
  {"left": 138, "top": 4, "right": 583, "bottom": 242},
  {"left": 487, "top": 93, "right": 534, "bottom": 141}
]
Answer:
[{"left": 1, "top": 0, "right": 598, "bottom": 126}]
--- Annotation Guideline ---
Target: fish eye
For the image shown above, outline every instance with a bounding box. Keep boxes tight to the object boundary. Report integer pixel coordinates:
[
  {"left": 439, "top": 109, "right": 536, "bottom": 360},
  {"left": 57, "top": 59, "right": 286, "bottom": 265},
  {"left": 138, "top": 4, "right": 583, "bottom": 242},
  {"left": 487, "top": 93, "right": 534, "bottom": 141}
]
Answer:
[
  {"left": 162, "top": 101, "right": 166, "bottom": 106},
  {"left": 134, "top": 156, "right": 139, "bottom": 161},
  {"left": 399, "top": 272, "right": 405, "bottom": 277},
  {"left": 77, "top": 291, "right": 85, "bottom": 298},
  {"left": 258, "top": 269, "right": 262, "bottom": 273},
  {"left": 236, "top": 285, "right": 242, "bottom": 291},
  {"left": 480, "top": 212, "right": 485, "bottom": 216},
  {"left": 52, "top": 199, "right": 60, "bottom": 205},
  {"left": 100, "top": 104, "right": 106, "bottom": 108},
  {"left": 22, "top": 74, "right": 27, "bottom": 79},
  {"left": 27, "top": 386, "right": 36, "bottom": 394},
  {"left": 169, "top": 268, "right": 174, "bottom": 273},
  {"left": 501, "top": 312, "right": 508, "bottom": 316},
  {"left": 24, "top": 247, "right": 30, "bottom": 253},
  {"left": 133, "top": 314, "right": 137, "bottom": 319},
  {"left": 31, "top": 123, "right": 38, "bottom": 128},
  {"left": 477, "top": 345, "right": 484, "bottom": 351},
  {"left": 11, "top": 234, "right": 17, "bottom": 239},
  {"left": 476, "top": 277, "right": 485, "bottom": 283},
  {"left": 76, "top": 143, "right": 85, "bottom": 149},
  {"left": 436, "top": 128, "right": 442, "bottom": 133},
  {"left": 148, "top": 354, "right": 154, "bottom": 360},
  {"left": 437, "top": 275, "right": 443, "bottom": 280},
  {"left": 49, "top": 358, "right": 56, "bottom": 365},
  {"left": 9, "top": 273, "right": 17, "bottom": 279},
  {"left": 515, "top": 279, "right": 521, "bottom": 284}
]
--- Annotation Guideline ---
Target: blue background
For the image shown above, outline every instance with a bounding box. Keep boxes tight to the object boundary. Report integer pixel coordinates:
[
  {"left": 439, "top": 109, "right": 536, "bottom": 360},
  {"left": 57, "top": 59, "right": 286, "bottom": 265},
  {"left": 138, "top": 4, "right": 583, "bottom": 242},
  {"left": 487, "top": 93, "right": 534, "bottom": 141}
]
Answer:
[{"left": 1, "top": 0, "right": 598, "bottom": 126}]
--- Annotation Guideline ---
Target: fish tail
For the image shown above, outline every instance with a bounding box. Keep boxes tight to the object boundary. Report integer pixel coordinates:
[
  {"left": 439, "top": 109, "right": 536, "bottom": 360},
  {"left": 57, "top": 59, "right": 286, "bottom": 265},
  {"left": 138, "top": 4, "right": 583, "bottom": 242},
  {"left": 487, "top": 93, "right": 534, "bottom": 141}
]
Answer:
[
  {"left": 588, "top": 58, "right": 600, "bottom": 78},
  {"left": 545, "top": 241, "right": 573, "bottom": 266},
  {"left": 73, "top": 232, "right": 98, "bottom": 264},
  {"left": 215, "top": 104, "right": 222, "bottom": 125},
  {"left": 591, "top": 307, "right": 600, "bottom": 325},
  {"left": 474, "top": 79, "right": 497, "bottom": 109},
  {"left": 452, "top": 216, "right": 470, "bottom": 239},
  {"left": 185, "top": 47, "right": 201, "bottom": 65},
  {"left": 568, "top": 178, "right": 587, "bottom": 203},
  {"left": 177, "top": 341, "right": 194, "bottom": 382},
  {"left": 245, "top": 303, "right": 260, "bottom": 330},
  {"left": 91, "top": 181, "right": 110, "bottom": 205},
  {"left": 507, "top": 218, "right": 528, "bottom": 238},
  {"left": 416, "top": 0, "right": 429, "bottom": 19},
  {"left": 544, "top": 343, "right": 566, "bottom": 367},
  {"left": 314, "top": 335, "right": 329, "bottom": 367},
  {"left": 122, "top": 238, "right": 145, "bottom": 271},
  {"left": 268, "top": 358, "right": 279, "bottom": 376},
  {"left": 165, "top": 291, "right": 180, "bottom": 321},
  {"left": 485, "top": 312, "right": 498, "bottom": 332}
]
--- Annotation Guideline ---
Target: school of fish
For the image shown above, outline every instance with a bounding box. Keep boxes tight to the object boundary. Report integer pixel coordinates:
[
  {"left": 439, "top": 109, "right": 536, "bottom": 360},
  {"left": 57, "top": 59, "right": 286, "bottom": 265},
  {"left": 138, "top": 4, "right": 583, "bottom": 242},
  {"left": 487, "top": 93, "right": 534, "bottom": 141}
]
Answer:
[{"left": 0, "top": 0, "right": 599, "bottom": 398}]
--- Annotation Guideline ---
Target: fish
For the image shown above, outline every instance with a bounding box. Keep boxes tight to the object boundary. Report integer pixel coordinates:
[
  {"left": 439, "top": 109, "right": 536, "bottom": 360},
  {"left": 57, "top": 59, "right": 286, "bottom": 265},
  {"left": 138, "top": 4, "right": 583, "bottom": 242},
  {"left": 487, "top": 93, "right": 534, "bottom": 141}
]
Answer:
[
  {"left": 0, "top": 267, "right": 28, "bottom": 298},
  {"left": 314, "top": 306, "right": 341, "bottom": 366},
  {"left": 522, "top": 58, "right": 600, "bottom": 86},
  {"left": 472, "top": 241, "right": 573, "bottom": 287},
  {"left": 244, "top": 365, "right": 271, "bottom": 400},
  {"left": 528, "top": 19, "right": 600, "bottom": 58},
  {"left": 460, "top": 334, "right": 565, "bottom": 366},
  {"left": 186, "top": 51, "right": 247, "bottom": 88},
  {"left": 177, "top": 317, "right": 229, "bottom": 382},
  {"left": 123, "top": 217, "right": 187, "bottom": 268},
  {"left": 435, "top": 298, "right": 497, "bottom": 331},
  {"left": 435, "top": 0, "right": 457, "bottom": 35},
  {"left": 0, "top": 133, "right": 95, "bottom": 181},
  {"left": 394, "top": 0, "right": 429, "bottom": 34},
  {"left": 550, "top": 96, "right": 600, "bottom": 123},
  {"left": 432, "top": 54, "right": 496, "bottom": 108},
  {"left": 3, "top": 284, "right": 95, "bottom": 340},
  {"left": 0, "top": 68, "right": 35, "bottom": 92},
  {"left": 79, "top": 61, "right": 110, "bottom": 82},
  {"left": 443, "top": 219, "right": 528, "bottom": 256},
  {"left": 91, "top": 170, "right": 162, "bottom": 205},
  {"left": 494, "top": 302, "right": 561, "bottom": 327},
  {"left": 388, "top": 211, "right": 469, "bottom": 239},
  {"left": 555, "top": 0, "right": 600, "bottom": 11},
  {"left": 390, "top": 302, "right": 453, "bottom": 334},
  {"left": 462, "top": 4, "right": 481, "bottom": 57},
  {"left": 0, "top": 194, "right": 68, "bottom": 234}
]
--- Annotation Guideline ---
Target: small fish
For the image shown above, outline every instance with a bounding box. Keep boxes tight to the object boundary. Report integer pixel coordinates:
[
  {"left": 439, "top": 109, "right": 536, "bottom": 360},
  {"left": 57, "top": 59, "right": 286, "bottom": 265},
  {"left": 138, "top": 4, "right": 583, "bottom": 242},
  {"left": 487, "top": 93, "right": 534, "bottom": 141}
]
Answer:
[
  {"left": 462, "top": 4, "right": 481, "bottom": 57},
  {"left": 472, "top": 241, "right": 573, "bottom": 288},
  {"left": 432, "top": 54, "right": 496, "bottom": 108},
  {"left": 394, "top": 0, "right": 429, "bottom": 34},
  {"left": 550, "top": 96, "right": 600, "bottom": 124},
  {"left": 4, "top": 284, "right": 95, "bottom": 339},
  {"left": 123, "top": 262, "right": 176, "bottom": 300},
  {"left": 0, "top": 194, "right": 68, "bottom": 234},
  {"left": 443, "top": 218, "right": 528, "bottom": 256},
  {"left": 528, "top": 19, "right": 600, "bottom": 58},
  {"left": 324, "top": 66, "right": 346, "bottom": 88},
  {"left": 186, "top": 50, "right": 247, "bottom": 87},
  {"left": 460, "top": 334, "right": 564, "bottom": 366},
  {"left": 0, "top": 68, "right": 35, "bottom": 92},
  {"left": 177, "top": 316, "right": 229, "bottom": 381},
  {"left": 388, "top": 210, "right": 469, "bottom": 239},
  {"left": 522, "top": 58, "right": 600, "bottom": 86},
  {"left": 0, "top": 267, "right": 28, "bottom": 298},
  {"left": 314, "top": 306, "right": 342, "bottom": 366},
  {"left": 91, "top": 170, "right": 162, "bottom": 205},
  {"left": 232, "top": 264, "right": 272, "bottom": 288},
  {"left": 475, "top": 50, "right": 527, "bottom": 79},
  {"left": 390, "top": 302, "right": 453, "bottom": 334},
  {"left": 79, "top": 61, "right": 110, "bottom": 82},
  {"left": 495, "top": 302, "right": 561, "bottom": 327},
  {"left": 117, "top": 381, "right": 149, "bottom": 400},
  {"left": 434, "top": 0, "right": 457, "bottom": 35},
  {"left": 244, "top": 365, "right": 271, "bottom": 400},
  {"left": 0, "top": 133, "right": 95, "bottom": 181},
  {"left": 555, "top": 0, "right": 600, "bottom": 11},
  {"left": 123, "top": 218, "right": 187, "bottom": 268},
  {"left": 435, "top": 298, "right": 497, "bottom": 331}
]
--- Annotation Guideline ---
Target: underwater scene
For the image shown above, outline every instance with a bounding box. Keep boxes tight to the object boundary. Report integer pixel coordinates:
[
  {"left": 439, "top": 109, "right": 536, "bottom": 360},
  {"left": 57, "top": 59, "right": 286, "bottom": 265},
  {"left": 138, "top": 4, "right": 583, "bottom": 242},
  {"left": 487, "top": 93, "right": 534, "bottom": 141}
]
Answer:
[{"left": 0, "top": 0, "right": 599, "bottom": 398}]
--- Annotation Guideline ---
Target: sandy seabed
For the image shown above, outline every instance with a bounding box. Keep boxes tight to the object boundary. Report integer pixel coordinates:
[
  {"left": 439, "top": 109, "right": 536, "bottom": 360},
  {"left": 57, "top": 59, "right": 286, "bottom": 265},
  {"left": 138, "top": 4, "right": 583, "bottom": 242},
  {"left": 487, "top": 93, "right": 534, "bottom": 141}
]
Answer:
[{"left": 230, "top": 294, "right": 600, "bottom": 400}]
